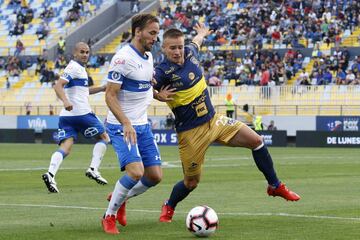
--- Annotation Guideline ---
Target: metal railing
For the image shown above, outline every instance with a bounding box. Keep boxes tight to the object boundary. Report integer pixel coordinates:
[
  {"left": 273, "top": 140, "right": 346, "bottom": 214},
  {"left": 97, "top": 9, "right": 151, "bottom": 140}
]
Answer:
[{"left": 1, "top": 85, "right": 359, "bottom": 116}]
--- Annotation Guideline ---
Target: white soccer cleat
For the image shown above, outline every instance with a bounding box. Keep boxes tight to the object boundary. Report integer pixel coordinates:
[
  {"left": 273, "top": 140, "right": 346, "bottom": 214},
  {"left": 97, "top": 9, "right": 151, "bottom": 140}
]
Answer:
[
  {"left": 85, "top": 168, "right": 108, "bottom": 185},
  {"left": 42, "top": 172, "right": 59, "bottom": 193}
]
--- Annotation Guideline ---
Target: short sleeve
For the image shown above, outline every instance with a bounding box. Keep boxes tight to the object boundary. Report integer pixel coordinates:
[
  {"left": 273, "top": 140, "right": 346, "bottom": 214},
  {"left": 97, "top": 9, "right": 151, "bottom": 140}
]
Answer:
[
  {"left": 187, "top": 42, "right": 200, "bottom": 58},
  {"left": 60, "top": 63, "right": 78, "bottom": 82},
  {"left": 107, "top": 55, "right": 132, "bottom": 84}
]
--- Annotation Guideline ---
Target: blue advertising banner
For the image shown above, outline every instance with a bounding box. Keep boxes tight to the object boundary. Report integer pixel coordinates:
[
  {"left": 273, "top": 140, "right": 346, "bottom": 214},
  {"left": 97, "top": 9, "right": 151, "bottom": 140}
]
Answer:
[
  {"left": 17, "top": 116, "right": 59, "bottom": 130},
  {"left": 316, "top": 116, "right": 359, "bottom": 132},
  {"left": 152, "top": 130, "right": 178, "bottom": 145}
]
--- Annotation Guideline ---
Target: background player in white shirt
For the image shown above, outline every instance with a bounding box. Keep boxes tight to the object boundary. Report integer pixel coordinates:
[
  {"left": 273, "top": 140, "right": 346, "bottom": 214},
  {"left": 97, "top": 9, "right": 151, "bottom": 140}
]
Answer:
[
  {"left": 101, "top": 14, "right": 169, "bottom": 235},
  {"left": 42, "top": 42, "right": 110, "bottom": 193}
]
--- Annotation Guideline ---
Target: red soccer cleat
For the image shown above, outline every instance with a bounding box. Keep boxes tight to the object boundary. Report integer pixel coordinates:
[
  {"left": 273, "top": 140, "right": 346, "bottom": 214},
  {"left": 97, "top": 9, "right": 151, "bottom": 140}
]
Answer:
[
  {"left": 102, "top": 215, "right": 119, "bottom": 234},
  {"left": 159, "top": 200, "right": 174, "bottom": 222},
  {"left": 107, "top": 192, "right": 127, "bottom": 226},
  {"left": 267, "top": 183, "right": 301, "bottom": 201}
]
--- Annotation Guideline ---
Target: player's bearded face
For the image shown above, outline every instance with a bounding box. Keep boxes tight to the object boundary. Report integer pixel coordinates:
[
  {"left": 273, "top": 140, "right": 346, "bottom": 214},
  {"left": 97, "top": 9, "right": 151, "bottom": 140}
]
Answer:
[
  {"left": 163, "top": 37, "right": 184, "bottom": 65},
  {"left": 140, "top": 22, "right": 159, "bottom": 51}
]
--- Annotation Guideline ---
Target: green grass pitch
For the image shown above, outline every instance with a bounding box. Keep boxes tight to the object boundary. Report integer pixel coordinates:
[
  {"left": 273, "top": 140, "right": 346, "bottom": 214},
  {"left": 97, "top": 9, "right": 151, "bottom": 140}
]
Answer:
[{"left": 0, "top": 143, "right": 359, "bottom": 240}]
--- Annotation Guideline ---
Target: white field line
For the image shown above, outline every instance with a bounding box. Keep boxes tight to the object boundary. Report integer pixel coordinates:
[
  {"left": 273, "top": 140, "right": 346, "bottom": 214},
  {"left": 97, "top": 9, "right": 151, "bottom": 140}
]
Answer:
[
  {"left": 0, "top": 155, "right": 358, "bottom": 172},
  {"left": 0, "top": 203, "right": 359, "bottom": 222}
]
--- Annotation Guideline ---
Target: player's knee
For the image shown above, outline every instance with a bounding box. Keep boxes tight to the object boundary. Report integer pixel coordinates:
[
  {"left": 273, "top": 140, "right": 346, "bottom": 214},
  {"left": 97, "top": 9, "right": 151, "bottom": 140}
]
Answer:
[
  {"left": 184, "top": 178, "right": 200, "bottom": 190},
  {"left": 127, "top": 169, "right": 144, "bottom": 181},
  {"left": 250, "top": 136, "right": 263, "bottom": 150},
  {"left": 147, "top": 174, "right": 162, "bottom": 185}
]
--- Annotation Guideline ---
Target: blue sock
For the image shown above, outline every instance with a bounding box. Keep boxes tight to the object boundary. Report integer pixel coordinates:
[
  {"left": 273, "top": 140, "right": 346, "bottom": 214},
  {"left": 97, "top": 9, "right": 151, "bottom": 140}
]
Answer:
[
  {"left": 167, "top": 181, "right": 193, "bottom": 209},
  {"left": 252, "top": 144, "right": 280, "bottom": 188}
]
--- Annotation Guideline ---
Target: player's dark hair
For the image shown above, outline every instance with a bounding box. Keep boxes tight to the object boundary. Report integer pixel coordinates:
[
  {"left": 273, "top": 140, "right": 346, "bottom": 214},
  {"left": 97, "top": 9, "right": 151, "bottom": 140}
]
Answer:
[
  {"left": 131, "top": 13, "right": 159, "bottom": 38},
  {"left": 163, "top": 28, "right": 184, "bottom": 40}
]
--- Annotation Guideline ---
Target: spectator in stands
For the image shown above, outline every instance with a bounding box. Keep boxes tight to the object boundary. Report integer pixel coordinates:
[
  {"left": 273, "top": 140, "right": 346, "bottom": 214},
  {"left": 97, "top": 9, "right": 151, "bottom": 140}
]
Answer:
[
  {"left": 49, "top": 104, "right": 54, "bottom": 115},
  {"left": 57, "top": 37, "right": 66, "bottom": 55},
  {"left": 267, "top": 120, "right": 277, "bottom": 131},
  {"left": 40, "top": 66, "right": 55, "bottom": 84},
  {"left": 207, "top": 74, "right": 221, "bottom": 86},
  {"left": 165, "top": 113, "right": 175, "bottom": 130},
  {"left": 25, "top": 102, "right": 32, "bottom": 115},
  {"left": 36, "top": 21, "right": 50, "bottom": 40},
  {"left": 83, "top": 0, "right": 92, "bottom": 17},
  {"left": 9, "top": 21, "right": 24, "bottom": 36},
  {"left": 335, "top": 68, "right": 346, "bottom": 85},
  {"left": 14, "top": 39, "right": 25, "bottom": 57},
  {"left": 0, "top": 57, "right": 6, "bottom": 70},
  {"left": 55, "top": 55, "right": 67, "bottom": 69},
  {"left": 6, "top": 77, "right": 10, "bottom": 89},
  {"left": 345, "top": 69, "right": 356, "bottom": 85},
  {"left": 88, "top": 55, "right": 99, "bottom": 68},
  {"left": 40, "top": 7, "right": 55, "bottom": 19}
]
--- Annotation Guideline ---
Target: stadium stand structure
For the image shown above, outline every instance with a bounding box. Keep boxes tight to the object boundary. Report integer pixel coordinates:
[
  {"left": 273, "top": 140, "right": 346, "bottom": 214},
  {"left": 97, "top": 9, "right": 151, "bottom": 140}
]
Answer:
[{"left": 1, "top": 0, "right": 360, "bottom": 118}]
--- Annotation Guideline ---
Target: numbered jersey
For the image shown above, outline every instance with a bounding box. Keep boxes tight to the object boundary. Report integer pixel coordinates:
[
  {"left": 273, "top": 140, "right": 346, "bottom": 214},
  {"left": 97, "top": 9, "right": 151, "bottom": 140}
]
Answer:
[
  {"left": 154, "top": 43, "right": 215, "bottom": 132},
  {"left": 60, "top": 60, "right": 91, "bottom": 116}
]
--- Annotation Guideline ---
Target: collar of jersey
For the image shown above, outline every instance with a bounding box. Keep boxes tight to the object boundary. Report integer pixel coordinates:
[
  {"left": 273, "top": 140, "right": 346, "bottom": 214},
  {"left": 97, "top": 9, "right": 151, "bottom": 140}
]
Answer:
[
  {"left": 129, "top": 44, "right": 149, "bottom": 60},
  {"left": 72, "top": 59, "right": 85, "bottom": 67}
]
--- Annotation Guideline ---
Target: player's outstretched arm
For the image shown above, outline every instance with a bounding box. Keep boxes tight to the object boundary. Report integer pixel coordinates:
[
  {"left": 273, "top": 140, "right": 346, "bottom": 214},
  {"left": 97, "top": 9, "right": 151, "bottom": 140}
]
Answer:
[
  {"left": 154, "top": 85, "right": 176, "bottom": 102},
  {"left": 105, "top": 82, "right": 137, "bottom": 144},
  {"left": 89, "top": 84, "right": 106, "bottom": 95},
  {"left": 53, "top": 78, "right": 73, "bottom": 111},
  {"left": 192, "top": 23, "right": 212, "bottom": 49}
]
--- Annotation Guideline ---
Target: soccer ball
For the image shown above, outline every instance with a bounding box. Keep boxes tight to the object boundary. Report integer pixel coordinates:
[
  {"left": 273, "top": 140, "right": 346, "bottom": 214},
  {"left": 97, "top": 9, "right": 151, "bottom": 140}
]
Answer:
[{"left": 186, "top": 205, "right": 219, "bottom": 237}]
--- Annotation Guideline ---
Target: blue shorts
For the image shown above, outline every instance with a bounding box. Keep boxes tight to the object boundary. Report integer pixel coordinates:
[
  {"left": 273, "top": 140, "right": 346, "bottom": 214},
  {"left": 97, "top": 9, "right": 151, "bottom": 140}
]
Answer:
[
  {"left": 56, "top": 113, "right": 105, "bottom": 143},
  {"left": 106, "top": 123, "right": 161, "bottom": 171}
]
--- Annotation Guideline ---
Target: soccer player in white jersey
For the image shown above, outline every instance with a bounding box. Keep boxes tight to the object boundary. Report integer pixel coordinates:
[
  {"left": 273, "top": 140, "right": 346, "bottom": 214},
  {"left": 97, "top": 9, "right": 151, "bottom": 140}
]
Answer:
[
  {"left": 101, "top": 14, "right": 168, "bottom": 235},
  {"left": 42, "top": 42, "right": 110, "bottom": 193}
]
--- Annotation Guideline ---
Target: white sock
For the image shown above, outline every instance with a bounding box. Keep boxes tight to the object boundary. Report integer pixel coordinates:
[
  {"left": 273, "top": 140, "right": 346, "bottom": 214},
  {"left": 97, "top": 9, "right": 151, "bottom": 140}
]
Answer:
[
  {"left": 127, "top": 181, "right": 149, "bottom": 199},
  {"left": 106, "top": 176, "right": 138, "bottom": 216},
  {"left": 48, "top": 151, "right": 64, "bottom": 177},
  {"left": 90, "top": 141, "right": 107, "bottom": 171}
]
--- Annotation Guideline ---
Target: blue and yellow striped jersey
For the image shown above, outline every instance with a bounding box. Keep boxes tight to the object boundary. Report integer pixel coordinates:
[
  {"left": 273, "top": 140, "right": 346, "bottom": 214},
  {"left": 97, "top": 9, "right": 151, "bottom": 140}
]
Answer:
[{"left": 154, "top": 43, "right": 215, "bottom": 132}]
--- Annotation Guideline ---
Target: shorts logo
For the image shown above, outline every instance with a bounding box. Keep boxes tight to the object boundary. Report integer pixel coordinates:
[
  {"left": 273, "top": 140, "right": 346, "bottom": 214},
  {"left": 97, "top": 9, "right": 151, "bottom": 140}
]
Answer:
[
  {"left": 111, "top": 71, "right": 121, "bottom": 81},
  {"left": 189, "top": 162, "right": 198, "bottom": 169},
  {"left": 84, "top": 127, "right": 99, "bottom": 137},
  {"left": 57, "top": 129, "right": 66, "bottom": 138}
]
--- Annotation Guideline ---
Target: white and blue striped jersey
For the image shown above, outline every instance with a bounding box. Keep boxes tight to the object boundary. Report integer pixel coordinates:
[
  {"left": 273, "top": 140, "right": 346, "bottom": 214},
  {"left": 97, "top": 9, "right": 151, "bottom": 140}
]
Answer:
[
  {"left": 106, "top": 44, "right": 154, "bottom": 125},
  {"left": 60, "top": 60, "right": 91, "bottom": 116}
]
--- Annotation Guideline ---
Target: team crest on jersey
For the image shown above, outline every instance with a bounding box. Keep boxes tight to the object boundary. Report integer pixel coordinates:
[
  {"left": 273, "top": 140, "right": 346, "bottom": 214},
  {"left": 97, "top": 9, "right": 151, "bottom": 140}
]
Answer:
[
  {"left": 111, "top": 71, "right": 121, "bottom": 81},
  {"left": 188, "top": 72, "right": 195, "bottom": 81},
  {"left": 61, "top": 72, "right": 69, "bottom": 79}
]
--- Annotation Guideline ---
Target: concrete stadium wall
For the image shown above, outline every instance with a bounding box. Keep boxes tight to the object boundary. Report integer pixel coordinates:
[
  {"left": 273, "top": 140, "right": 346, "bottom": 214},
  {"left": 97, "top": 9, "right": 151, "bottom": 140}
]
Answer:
[{"left": 47, "top": 1, "right": 160, "bottom": 59}]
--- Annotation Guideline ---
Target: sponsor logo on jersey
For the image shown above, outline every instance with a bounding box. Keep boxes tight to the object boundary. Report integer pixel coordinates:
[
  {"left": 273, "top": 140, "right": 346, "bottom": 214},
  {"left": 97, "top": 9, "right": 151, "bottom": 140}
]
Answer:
[
  {"left": 139, "top": 83, "right": 152, "bottom": 89},
  {"left": 114, "top": 58, "right": 125, "bottom": 65}
]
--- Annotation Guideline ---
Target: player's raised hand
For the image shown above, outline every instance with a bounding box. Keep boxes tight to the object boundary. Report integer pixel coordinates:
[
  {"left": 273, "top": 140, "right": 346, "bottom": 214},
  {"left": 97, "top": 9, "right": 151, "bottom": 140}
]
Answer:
[
  {"left": 64, "top": 100, "right": 73, "bottom": 111},
  {"left": 123, "top": 122, "right": 137, "bottom": 145},
  {"left": 156, "top": 85, "right": 176, "bottom": 102},
  {"left": 193, "top": 23, "right": 212, "bottom": 37}
]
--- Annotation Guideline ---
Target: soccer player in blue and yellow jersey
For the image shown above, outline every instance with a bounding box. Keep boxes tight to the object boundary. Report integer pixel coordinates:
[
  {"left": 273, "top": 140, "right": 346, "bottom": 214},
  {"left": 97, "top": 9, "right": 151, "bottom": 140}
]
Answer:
[{"left": 154, "top": 24, "right": 301, "bottom": 223}]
